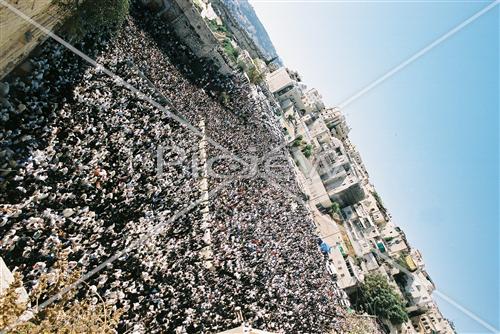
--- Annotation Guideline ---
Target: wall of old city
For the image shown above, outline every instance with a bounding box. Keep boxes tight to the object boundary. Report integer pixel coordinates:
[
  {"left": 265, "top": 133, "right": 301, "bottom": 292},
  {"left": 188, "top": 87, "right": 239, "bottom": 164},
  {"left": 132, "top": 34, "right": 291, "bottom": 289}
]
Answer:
[
  {"left": 0, "top": 0, "right": 65, "bottom": 79},
  {"left": 0, "top": 0, "right": 235, "bottom": 80},
  {"left": 144, "top": 0, "right": 233, "bottom": 75}
]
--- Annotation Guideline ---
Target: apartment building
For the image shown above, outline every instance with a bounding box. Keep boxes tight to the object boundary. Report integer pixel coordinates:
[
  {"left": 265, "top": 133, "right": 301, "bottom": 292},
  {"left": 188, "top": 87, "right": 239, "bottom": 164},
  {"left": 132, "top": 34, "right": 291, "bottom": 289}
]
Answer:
[
  {"left": 327, "top": 245, "right": 361, "bottom": 290},
  {"left": 291, "top": 113, "right": 365, "bottom": 208},
  {"left": 344, "top": 141, "right": 370, "bottom": 182},
  {"left": 316, "top": 139, "right": 366, "bottom": 207},
  {"left": 279, "top": 99, "right": 298, "bottom": 142},
  {"left": 411, "top": 302, "right": 455, "bottom": 334},
  {"left": 253, "top": 58, "right": 269, "bottom": 75},
  {"left": 409, "top": 249, "right": 425, "bottom": 269},
  {"left": 404, "top": 271, "right": 435, "bottom": 311},
  {"left": 303, "top": 88, "right": 325, "bottom": 113},
  {"left": 357, "top": 191, "right": 388, "bottom": 227},
  {"left": 266, "top": 67, "right": 307, "bottom": 112},
  {"left": 272, "top": 74, "right": 453, "bottom": 332},
  {"left": 321, "top": 106, "right": 350, "bottom": 141},
  {"left": 380, "top": 221, "right": 410, "bottom": 256}
]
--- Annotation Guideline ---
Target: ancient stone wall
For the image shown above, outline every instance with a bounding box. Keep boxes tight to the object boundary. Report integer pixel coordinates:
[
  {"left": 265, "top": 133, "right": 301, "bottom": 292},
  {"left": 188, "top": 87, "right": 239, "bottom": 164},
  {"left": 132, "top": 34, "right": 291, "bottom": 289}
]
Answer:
[
  {"left": 1, "top": 0, "right": 233, "bottom": 80},
  {"left": 0, "top": 0, "right": 65, "bottom": 79},
  {"left": 146, "top": 0, "right": 234, "bottom": 75}
]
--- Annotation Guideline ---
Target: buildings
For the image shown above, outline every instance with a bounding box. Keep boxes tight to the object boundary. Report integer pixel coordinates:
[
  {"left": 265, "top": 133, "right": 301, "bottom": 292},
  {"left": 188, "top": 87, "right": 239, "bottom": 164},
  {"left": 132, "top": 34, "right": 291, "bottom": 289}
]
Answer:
[
  {"left": 266, "top": 67, "right": 455, "bottom": 333},
  {"left": 328, "top": 246, "right": 362, "bottom": 290},
  {"left": 380, "top": 221, "right": 410, "bottom": 256},
  {"left": 266, "top": 67, "right": 307, "bottom": 111},
  {"left": 147, "top": 0, "right": 234, "bottom": 74},
  {"left": 236, "top": 50, "right": 269, "bottom": 80},
  {"left": 321, "top": 106, "right": 350, "bottom": 141},
  {"left": 311, "top": 132, "right": 365, "bottom": 207},
  {"left": 411, "top": 302, "right": 456, "bottom": 334},
  {"left": 403, "top": 271, "right": 435, "bottom": 311},
  {"left": 320, "top": 149, "right": 366, "bottom": 208},
  {"left": 303, "top": 88, "right": 325, "bottom": 113},
  {"left": 289, "top": 108, "right": 366, "bottom": 208}
]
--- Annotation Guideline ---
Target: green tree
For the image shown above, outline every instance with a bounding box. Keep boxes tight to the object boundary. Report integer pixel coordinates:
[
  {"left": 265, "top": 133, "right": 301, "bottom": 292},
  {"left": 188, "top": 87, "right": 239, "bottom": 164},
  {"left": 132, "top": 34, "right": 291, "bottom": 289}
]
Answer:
[
  {"left": 219, "top": 91, "right": 230, "bottom": 106},
  {"left": 247, "top": 66, "right": 264, "bottom": 84},
  {"left": 302, "top": 144, "right": 313, "bottom": 158},
  {"left": 207, "top": 19, "right": 228, "bottom": 34},
  {"left": 236, "top": 59, "right": 246, "bottom": 71},
  {"left": 292, "top": 135, "right": 303, "bottom": 147},
  {"left": 356, "top": 274, "right": 408, "bottom": 325},
  {"left": 222, "top": 38, "right": 239, "bottom": 63},
  {"left": 371, "top": 191, "right": 387, "bottom": 211},
  {"left": 328, "top": 201, "right": 341, "bottom": 215}
]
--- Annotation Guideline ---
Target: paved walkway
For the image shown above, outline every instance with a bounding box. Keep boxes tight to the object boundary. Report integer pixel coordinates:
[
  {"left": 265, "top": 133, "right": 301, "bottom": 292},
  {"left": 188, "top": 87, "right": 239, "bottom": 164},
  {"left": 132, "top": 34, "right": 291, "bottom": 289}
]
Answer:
[{"left": 198, "top": 119, "right": 213, "bottom": 269}]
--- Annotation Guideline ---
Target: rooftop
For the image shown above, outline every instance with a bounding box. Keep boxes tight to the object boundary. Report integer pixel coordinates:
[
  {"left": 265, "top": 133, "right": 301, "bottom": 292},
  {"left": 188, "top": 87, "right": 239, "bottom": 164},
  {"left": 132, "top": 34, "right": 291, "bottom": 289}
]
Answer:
[{"left": 266, "top": 67, "right": 294, "bottom": 93}]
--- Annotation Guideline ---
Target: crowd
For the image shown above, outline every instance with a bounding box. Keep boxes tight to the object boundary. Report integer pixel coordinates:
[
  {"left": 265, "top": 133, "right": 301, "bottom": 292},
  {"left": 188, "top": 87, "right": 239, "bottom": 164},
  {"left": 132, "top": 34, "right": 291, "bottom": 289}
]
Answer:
[{"left": 0, "top": 2, "right": 357, "bottom": 333}]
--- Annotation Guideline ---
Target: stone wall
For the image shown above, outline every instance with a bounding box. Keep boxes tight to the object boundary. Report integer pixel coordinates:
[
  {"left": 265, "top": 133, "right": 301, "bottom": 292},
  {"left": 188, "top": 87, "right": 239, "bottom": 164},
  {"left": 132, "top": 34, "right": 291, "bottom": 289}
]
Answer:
[
  {"left": 145, "top": 0, "right": 234, "bottom": 75},
  {"left": 0, "top": 0, "right": 65, "bottom": 79},
  {"left": 1, "top": 0, "right": 234, "bottom": 79}
]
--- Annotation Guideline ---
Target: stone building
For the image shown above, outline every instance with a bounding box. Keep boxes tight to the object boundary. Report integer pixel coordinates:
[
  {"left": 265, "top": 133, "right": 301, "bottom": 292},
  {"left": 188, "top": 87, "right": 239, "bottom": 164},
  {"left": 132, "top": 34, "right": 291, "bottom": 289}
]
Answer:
[{"left": 145, "top": 0, "right": 233, "bottom": 75}]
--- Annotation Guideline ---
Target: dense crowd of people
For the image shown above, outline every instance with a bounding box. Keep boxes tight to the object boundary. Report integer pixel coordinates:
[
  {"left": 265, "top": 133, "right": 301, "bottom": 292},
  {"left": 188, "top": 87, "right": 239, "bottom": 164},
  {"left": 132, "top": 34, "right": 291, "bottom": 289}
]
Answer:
[{"left": 0, "top": 2, "right": 361, "bottom": 333}]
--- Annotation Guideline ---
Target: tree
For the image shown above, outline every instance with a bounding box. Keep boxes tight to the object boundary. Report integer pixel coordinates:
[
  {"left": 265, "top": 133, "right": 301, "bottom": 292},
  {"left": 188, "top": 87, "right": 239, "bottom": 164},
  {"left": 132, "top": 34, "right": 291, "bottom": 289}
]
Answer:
[
  {"left": 328, "top": 201, "right": 341, "bottom": 215},
  {"left": 219, "top": 91, "right": 230, "bottom": 106},
  {"left": 247, "top": 66, "right": 264, "bottom": 84},
  {"left": 371, "top": 191, "right": 387, "bottom": 211},
  {"left": 302, "top": 144, "right": 313, "bottom": 158},
  {"left": 222, "top": 38, "right": 239, "bottom": 63},
  {"left": 0, "top": 253, "right": 122, "bottom": 333},
  {"left": 207, "top": 20, "right": 229, "bottom": 35},
  {"left": 236, "top": 59, "right": 246, "bottom": 71},
  {"left": 292, "top": 135, "right": 303, "bottom": 147},
  {"left": 355, "top": 274, "right": 408, "bottom": 325}
]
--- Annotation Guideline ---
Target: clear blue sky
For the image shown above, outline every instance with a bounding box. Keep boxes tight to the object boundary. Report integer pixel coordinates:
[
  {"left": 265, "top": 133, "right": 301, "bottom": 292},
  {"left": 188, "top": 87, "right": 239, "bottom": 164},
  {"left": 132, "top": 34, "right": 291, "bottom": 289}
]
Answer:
[{"left": 250, "top": 1, "right": 499, "bottom": 332}]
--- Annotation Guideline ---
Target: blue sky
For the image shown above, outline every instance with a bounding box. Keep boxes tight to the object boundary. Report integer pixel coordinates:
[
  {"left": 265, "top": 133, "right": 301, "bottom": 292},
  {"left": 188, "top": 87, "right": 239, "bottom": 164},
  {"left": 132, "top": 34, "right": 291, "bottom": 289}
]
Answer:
[{"left": 250, "top": 1, "right": 499, "bottom": 332}]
